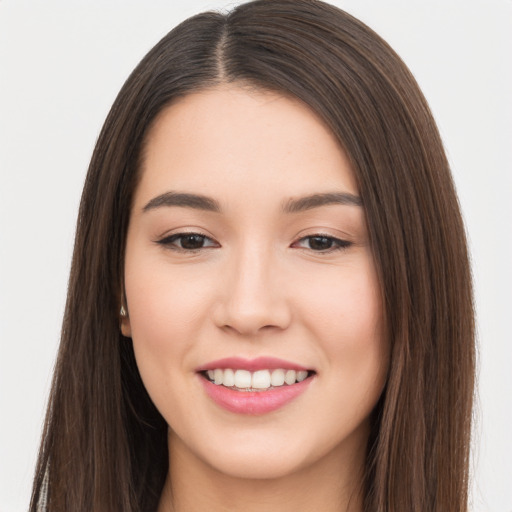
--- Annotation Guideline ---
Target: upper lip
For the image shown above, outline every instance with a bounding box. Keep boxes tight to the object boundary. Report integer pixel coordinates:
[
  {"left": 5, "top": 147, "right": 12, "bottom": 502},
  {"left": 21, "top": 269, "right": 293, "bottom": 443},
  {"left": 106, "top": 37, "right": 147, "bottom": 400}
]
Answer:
[{"left": 196, "top": 356, "right": 312, "bottom": 373}]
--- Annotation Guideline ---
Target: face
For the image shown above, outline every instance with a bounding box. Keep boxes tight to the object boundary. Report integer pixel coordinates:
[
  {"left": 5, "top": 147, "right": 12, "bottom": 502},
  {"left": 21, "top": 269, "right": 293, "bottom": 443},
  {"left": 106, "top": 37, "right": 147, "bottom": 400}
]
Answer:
[{"left": 122, "top": 85, "right": 388, "bottom": 480}]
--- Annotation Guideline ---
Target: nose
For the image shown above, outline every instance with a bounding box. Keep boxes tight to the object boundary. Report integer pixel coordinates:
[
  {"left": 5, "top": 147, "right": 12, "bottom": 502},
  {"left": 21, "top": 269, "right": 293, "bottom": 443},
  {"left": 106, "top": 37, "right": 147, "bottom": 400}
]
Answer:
[{"left": 213, "top": 245, "right": 291, "bottom": 336}]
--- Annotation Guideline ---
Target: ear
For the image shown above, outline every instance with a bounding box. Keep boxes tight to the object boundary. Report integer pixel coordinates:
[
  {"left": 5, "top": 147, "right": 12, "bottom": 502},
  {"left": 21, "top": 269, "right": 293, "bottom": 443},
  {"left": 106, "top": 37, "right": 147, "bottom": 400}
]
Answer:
[{"left": 120, "top": 305, "right": 132, "bottom": 338}]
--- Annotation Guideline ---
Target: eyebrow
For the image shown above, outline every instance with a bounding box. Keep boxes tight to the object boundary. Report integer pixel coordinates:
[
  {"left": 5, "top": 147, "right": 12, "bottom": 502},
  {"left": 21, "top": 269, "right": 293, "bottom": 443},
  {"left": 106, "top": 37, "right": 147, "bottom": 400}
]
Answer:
[
  {"left": 143, "top": 192, "right": 221, "bottom": 213},
  {"left": 142, "top": 190, "right": 362, "bottom": 214},
  {"left": 282, "top": 192, "right": 362, "bottom": 213}
]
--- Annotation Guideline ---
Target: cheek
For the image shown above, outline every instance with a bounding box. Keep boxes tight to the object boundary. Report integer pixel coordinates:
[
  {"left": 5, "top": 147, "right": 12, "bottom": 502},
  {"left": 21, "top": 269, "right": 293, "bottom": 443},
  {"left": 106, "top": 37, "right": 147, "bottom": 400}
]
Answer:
[
  {"left": 123, "top": 260, "right": 210, "bottom": 423},
  {"left": 300, "top": 259, "right": 383, "bottom": 339},
  {"left": 125, "top": 250, "right": 211, "bottom": 346},
  {"left": 123, "top": 249, "right": 215, "bottom": 405},
  {"left": 298, "top": 257, "right": 388, "bottom": 388}
]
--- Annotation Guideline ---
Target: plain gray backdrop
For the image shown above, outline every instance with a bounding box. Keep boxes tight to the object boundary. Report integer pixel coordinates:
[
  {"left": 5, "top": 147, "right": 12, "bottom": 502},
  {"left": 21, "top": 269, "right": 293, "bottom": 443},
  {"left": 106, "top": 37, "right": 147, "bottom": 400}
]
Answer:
[{"left": 1, "top": 1, "right": 511, "bottom": 511}]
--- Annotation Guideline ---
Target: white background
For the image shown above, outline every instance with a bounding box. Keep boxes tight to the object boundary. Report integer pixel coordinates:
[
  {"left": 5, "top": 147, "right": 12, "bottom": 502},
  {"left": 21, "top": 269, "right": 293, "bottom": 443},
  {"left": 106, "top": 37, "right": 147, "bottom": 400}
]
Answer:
[{"left": 0, "top": 1, "right": 510, "bottom": 511}]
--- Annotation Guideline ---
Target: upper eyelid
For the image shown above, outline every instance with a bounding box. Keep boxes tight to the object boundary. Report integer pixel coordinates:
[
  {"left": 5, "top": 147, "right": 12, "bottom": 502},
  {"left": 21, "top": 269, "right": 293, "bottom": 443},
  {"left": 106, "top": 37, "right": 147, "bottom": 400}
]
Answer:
[
  {"left": 156, "top": 229, "right": 216, "bottom": 241},
  {"left": 294, "top": 234, "right": 352, "bottom": 247},
  {"left": 298, "top": 233, "right": 346, "bottom": 240},
  {"left": 295, "top": 233, "right": 351, "bottom": 243}
]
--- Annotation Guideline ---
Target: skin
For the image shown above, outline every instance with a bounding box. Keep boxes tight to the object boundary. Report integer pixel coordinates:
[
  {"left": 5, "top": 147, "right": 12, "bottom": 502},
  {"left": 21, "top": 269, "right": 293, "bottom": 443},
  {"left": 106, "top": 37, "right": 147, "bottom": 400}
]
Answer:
[{"left": 121, "top": 85, "right": 389, "bottom": 512}]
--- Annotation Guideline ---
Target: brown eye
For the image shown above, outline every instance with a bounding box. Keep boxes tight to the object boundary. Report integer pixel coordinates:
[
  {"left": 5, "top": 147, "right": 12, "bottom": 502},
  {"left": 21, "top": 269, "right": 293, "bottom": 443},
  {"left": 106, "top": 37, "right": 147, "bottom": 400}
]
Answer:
[
  {"left": 157, "top": 232, "right": 218, "bottom": 251},
  {"left": 179, "top": 234, "right": 208, "bottom": 249},
  {"left": 293, "top": 235, "right": 352, "bottom": 252},
  {"left": 308, "top": 236, "right": 335, "bottom": 251}
]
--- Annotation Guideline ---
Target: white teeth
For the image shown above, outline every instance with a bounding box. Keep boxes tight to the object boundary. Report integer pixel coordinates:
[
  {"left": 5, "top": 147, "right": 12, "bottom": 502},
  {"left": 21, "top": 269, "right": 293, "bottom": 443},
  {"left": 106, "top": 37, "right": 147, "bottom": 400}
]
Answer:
[
  {"left": 270, "top": 369, "right": 285, "bottom": 386},
  {"left": 234, "top": 369, "right": 252, "bottom": 389},
  {"left": 205, "top": 368, "right": 310, "bottom": 389},
  {"left": 284, "top": 370, "right": 297, "bottom": 385},
  {"left": 213, "top": 368, "right": 223, "bottom": 385},
  {"left": 223, "top": 368, "right": 235, "bottom": 387},
  {"left": 296, "top": 370, "right": 308, "bottom": 382},
  {"left": 252, "top": 370, "right": 271, "bottom": 389}
]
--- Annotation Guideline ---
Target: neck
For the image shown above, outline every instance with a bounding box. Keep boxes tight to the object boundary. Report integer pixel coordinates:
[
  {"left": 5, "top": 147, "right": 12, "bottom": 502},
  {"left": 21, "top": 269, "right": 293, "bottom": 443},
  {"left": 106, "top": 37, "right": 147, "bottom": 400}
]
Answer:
[{"left": 157, "top": 429, "right": 367, "bottom": 512}]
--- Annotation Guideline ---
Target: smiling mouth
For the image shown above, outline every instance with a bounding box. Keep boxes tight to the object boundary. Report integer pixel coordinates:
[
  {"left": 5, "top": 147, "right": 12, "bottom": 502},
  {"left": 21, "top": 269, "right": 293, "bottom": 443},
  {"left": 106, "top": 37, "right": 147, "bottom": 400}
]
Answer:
[{"left": 201, "top": 368, "right": 316, "bottom": 392}]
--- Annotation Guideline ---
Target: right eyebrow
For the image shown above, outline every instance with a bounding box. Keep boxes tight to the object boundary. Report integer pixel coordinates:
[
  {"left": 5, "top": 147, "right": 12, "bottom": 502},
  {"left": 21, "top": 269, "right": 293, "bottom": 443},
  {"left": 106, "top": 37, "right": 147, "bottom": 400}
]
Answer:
[
  {"left": 142, "top": 191, "right": 221, "bottom": 213},
  {"left": 282, "top": 192, "right": 362, "bottom": 213}
]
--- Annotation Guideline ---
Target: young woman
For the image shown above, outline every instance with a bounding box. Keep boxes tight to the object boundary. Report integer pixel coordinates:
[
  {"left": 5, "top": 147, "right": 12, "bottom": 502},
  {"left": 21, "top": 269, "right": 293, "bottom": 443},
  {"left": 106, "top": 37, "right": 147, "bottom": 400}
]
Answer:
[{"left": 30, "top": 1, "right": 475, "bottom": 510}]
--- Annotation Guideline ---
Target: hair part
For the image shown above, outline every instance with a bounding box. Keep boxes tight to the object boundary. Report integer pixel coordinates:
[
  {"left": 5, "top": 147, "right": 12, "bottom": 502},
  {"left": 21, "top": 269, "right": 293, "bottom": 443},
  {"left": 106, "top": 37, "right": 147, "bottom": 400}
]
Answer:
[{"left": 31, "top": 1, "right": 474, "bottom": 511}]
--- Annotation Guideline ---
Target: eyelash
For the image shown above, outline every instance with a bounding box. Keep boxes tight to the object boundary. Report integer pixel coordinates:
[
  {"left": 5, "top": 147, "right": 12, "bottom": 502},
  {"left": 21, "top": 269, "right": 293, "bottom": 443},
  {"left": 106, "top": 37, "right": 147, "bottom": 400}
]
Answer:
[
  {"left": 292, "top": 234, "right": 352, "bottom": 253},
  {"left": 156, "top": 232, "right": 352, "bottom": 254},
  {"left": 156, "top": 232, "right": 218, "bottom": 252}
]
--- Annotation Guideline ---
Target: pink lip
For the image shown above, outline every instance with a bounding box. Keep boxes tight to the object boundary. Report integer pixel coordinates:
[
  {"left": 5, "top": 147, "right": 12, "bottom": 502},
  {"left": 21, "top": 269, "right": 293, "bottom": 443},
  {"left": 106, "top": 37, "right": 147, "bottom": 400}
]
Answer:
[
  {"left": 199, "top": 374, "right": 314, "bottom": 415},
  {"left": 196, "top": 356, "right": 310, "bottom": 372}
]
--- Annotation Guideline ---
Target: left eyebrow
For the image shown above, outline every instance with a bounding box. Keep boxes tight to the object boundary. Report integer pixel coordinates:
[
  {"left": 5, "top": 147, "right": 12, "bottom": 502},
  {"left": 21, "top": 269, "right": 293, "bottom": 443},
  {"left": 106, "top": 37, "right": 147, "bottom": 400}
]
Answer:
[
  {"left": 142, "top": 192, "right": 221, "bottom": 213},
  {"left": 282, "top": 192, "right": 362, "bottom": 213}
]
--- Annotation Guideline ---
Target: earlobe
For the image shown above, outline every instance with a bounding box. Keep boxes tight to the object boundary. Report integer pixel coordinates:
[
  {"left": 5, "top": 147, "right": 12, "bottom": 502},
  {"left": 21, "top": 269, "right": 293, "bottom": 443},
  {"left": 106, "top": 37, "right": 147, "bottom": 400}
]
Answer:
[{"left": 119, "top": 305, "right": 132, "bottom": 337}]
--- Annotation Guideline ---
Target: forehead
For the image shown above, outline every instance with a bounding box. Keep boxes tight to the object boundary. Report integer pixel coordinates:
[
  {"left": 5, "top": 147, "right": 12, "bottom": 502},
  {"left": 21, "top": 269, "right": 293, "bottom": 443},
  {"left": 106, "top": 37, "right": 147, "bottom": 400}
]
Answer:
[{"left": 136, "top": 85, "right": 358, "bottom": 208}]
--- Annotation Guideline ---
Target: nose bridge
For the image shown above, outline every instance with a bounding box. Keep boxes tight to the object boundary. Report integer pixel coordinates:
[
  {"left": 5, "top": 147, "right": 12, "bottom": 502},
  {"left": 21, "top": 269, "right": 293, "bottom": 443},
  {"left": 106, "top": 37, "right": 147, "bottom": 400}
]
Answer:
[{"left": 218, "top": 240, "right": 289, "bottom": 334}]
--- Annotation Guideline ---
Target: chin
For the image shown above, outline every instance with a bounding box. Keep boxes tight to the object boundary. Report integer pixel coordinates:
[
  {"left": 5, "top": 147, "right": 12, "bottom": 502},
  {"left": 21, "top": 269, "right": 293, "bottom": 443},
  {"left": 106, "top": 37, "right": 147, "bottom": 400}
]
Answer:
[
  {"left": 173, "top": 426, "right": 312, "bottom": 481},
  {"left": 193, "top": 426, "right": 344, "bottom": 482},
  {"left": 206, "top": 450, "right": 308, "bottom": 481}
]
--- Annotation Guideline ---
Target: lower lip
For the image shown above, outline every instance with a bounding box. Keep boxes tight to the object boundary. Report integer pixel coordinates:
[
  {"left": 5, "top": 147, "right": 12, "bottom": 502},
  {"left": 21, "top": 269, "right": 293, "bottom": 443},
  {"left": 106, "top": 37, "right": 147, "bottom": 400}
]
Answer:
[{"left": 199, "top": 375, "right": 314, "bottom": 415}]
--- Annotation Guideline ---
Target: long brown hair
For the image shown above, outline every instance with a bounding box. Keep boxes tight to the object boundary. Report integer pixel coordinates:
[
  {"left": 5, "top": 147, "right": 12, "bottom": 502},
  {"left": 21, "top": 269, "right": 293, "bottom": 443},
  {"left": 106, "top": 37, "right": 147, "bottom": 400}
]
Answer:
[{"left": 30, "top": 1, "right": 475, "bottom": 510}]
